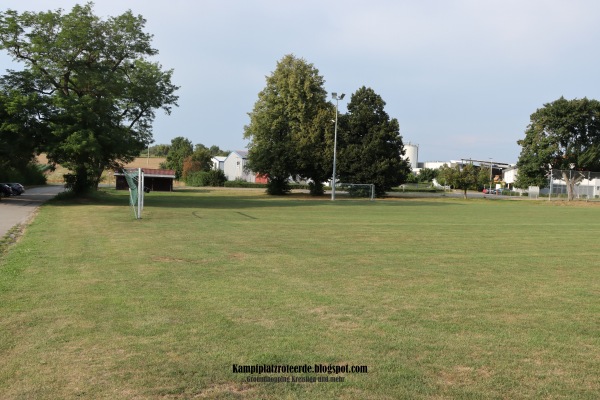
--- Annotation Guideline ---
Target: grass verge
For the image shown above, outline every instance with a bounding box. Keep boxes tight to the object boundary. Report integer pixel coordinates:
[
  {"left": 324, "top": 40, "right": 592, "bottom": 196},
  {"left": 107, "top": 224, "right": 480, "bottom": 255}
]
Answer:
[{"left": 1, "top": 189, "right": 599, "bottom": 399}]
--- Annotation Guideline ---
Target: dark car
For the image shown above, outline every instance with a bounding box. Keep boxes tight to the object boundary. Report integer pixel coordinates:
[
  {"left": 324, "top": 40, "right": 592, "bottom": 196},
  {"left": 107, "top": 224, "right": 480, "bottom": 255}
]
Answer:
[
  {"left": 7, "top": 183, "right": 24, "bottom": 195},
  {"left": 0, "top": 183, "right": 13, "bottom": 197}
]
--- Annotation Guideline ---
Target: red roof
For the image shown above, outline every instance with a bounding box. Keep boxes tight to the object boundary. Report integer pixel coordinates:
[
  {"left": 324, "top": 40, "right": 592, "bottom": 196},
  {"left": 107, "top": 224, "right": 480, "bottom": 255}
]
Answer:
[
  {"left": 140, "top": 168, "right": 175, "bottom": 176},
  {"left": 115, "top": 168, "right": 176, "bottom": 178}
]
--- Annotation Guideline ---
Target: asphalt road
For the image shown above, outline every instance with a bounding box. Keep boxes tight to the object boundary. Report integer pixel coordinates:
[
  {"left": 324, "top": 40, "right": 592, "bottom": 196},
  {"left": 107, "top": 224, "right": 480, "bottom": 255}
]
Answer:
[{"left": 0, "top": 185, "right": 64, "bottom": 238}]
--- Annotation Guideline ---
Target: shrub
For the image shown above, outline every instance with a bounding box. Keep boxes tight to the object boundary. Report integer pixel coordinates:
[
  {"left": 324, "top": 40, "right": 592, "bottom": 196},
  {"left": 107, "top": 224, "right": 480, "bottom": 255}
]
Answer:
[
  {"left": 266, "top": 177, "right": 290, "bottom": 195},
  {"left": 224, "top": 180, "right": 268, "bottom": 188},
  {"left": 185, "top": 169, "right": 227, "bottom": 187},
  {"left": 184, "top": 171, "right": 203, "bottom": 187},
  {"left": 0, "top": 163, "right": 47, "bottom": 185},
  {"left": 308, "top": 181, "right": 324, "bottom": 196},
  {"left": 202, "top": 169, "right": 227, "bottom": 187}
]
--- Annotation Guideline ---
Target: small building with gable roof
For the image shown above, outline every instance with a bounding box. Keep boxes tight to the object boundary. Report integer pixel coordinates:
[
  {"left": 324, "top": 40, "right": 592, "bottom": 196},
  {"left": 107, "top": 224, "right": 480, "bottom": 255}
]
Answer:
[{"left": 115, "top": 168, "right": 176, "bottom": 192}]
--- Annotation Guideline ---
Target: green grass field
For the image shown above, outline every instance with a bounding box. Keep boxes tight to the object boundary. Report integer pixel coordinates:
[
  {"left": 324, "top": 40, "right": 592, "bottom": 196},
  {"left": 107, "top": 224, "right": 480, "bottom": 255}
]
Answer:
[{"left": 1, "top": 189, "right": 599, "bottom": 399}]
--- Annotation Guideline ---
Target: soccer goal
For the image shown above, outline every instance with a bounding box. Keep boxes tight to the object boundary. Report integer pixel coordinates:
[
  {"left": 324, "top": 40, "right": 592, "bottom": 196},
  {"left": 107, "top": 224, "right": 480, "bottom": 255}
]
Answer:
[
  {"left": 339, "top": 183, "right": 375, "bottom": 201},
  {"left": 122, "top": 168, "right": 144, "bottom": 219}
]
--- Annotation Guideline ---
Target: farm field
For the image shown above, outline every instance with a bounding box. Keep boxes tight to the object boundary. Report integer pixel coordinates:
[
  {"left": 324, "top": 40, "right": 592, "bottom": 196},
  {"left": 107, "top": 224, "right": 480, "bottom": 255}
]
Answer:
[
  {"left": 1, "top": 189, "right": 599, "bottom": 399},
  {"left": 35, "top": 154, "right": 167, "bottom": 184}
]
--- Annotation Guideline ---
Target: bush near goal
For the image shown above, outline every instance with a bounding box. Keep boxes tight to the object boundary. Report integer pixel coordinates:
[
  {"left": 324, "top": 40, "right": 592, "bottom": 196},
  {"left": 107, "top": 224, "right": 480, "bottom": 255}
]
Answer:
[{"left": 339, "top": 183, "right": 375, "bottom": 201}]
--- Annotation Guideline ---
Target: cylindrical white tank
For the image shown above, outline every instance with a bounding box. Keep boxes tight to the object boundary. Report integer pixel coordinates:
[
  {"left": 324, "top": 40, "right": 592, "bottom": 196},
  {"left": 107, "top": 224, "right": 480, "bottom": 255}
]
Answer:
[{"left": 403, "top": 143, "right": 419, "bottom": 170}]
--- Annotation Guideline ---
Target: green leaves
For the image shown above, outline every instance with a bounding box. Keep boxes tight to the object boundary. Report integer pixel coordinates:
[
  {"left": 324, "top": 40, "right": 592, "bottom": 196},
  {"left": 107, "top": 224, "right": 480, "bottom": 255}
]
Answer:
[
  {"left": 0, "top": 3, "right": 179, "bottom": 193},
  {"left": 244, "top": 54, "right": 331, "bottom": 195},
  {"left": 245, "top": 57, "right": 410, "bottom": 197},
  {"left": 516, "top": 97, "right": 600, "bottom": 191},
  {"left": 337, "top": 87, "right": 410, "bottom": 197},
  {"left": 163, "top": 137, "right": 193, "bottom": 179},
  {"left": 438, "top": 163, "right": 479, "bottom": 198}
]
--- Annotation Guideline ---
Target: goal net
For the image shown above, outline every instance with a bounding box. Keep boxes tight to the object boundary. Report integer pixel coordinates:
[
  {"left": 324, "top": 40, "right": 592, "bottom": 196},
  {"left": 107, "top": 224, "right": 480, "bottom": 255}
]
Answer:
[
  {"left": 339, "top": 183, "right": 375, "bottom": 201},
  {"left": 122, "top": 168, "right": 144, "bottom": 219}
]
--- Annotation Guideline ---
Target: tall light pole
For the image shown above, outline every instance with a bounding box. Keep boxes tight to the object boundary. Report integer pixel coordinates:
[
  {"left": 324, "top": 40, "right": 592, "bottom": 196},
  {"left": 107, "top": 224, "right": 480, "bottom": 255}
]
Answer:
[
  {"left": 569, "top": 163, "right": 575, "bottom": 200},
  {"left": 548, "top": 164, "right": 553, "bottom": 201},
  {"left": 489, "top": 158, "right": 493, "bottom": 193},
  {"left": 331, "top": 92, "right": 345, "bottom": 201}
]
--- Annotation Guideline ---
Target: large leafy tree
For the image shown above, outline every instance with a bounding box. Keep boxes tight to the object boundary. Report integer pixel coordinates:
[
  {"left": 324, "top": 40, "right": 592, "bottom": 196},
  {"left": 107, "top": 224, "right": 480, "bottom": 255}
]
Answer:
[
  {"left": 336, "top": 86, "right": 410, "bottom": 197},
  {"left": 244, "top": 54, "right": 333, "bottom": 195},
  {"left": 478, "top": 165, "right": 492, "bottom": 190},
  {"left": 516, "top": 97, "right": 600, "bottom": 200},
  {"left": 438, "top": 163, "right": 479, "bottom": 199},
  {"left": 0, "top": 78, "right": 48, "bottom": 176},
  {"left": 209, "top": 145, "right": 229, "bottom": 157},
  {"left": 161, "top": 136, "right": 193, "bottom": 179},
  {"left": 417, "top": 168, "right": 438, "bottom": 184},
  {"left": 144, "top": 144, "right": 170, "bottom": 157},
  {"left": 181, "top": 144, "right": 212, "bottom": 180},
  {"left": 0, "top": 3, "right": 179, "bottom": 193}
]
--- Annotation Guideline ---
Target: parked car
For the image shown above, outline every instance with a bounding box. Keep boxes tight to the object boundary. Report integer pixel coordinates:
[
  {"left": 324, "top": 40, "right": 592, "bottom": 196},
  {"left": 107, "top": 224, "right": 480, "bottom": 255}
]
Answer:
[
  {"left": 0, "top": 183, "right": 14, "bottom": 197},
  {"left": 7, "top": 183, "right": 24, "bottom": 195}
]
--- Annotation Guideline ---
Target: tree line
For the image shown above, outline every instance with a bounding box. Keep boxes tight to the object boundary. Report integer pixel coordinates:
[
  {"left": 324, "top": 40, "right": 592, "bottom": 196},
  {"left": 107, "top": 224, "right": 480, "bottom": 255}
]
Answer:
[
  {"left": 244, "top": 54, "right": 411, "bottom": 197},
  {"left": 2, "top": 5, "right": 598, "bottom": 200}
]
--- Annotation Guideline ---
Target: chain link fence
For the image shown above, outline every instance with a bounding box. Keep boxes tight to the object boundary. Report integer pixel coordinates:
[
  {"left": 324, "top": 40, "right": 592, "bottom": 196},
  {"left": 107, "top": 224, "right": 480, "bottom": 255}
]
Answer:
[{"left": 544, "top": 169, "right": 600, "bottom": 200}]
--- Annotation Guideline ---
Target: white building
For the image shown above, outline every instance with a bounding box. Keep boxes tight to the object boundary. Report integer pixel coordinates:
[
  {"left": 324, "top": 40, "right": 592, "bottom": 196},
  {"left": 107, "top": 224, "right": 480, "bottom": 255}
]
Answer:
[
  {"left": 502, "top": 166, "right": 518, "bottom": 188},
  {"left": 504, "top": 167, "right": 600, "bottom": 197},
  {"left": 546, "top": 176, "right": 600, "bottom": 198},
  {"left": 223, "top": 150, "right": 255, "bottom": 182},
  {"left": 211, "top": 156, "right": 226, "bottom": 171}
]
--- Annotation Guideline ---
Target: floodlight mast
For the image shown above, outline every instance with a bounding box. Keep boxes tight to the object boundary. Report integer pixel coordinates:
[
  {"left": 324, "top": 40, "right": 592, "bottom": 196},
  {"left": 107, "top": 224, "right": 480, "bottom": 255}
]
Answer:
[
  {"left": 331, "top": 92, "right": 345, "bottom": 201},
  {"left": 547, "top": 164, "right": 553, "bottom": 201},
  {"left": 489, "top": 158, "right": 493, "bottom": 193}
]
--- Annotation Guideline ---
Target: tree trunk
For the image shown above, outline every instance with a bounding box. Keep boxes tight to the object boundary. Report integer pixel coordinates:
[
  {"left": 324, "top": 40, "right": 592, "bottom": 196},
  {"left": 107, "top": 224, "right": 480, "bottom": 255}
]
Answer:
[
  {"left": 92, "top": 163, "right": 108, "bottom": 191},
  {"left": 562, "top": 171, "right": 574, "bottom": 201},
  {"left": 463, "top": 189, "right": 468, "bottom": 199},
  {"left": 308, "top": 180, "right": 324, "bottom": 196}
]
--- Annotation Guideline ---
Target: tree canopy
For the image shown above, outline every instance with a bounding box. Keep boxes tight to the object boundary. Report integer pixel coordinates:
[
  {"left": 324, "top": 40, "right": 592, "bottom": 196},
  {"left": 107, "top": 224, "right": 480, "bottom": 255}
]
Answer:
[
  {"left": 143, "top": 144, "right": 170, "bottom": 157},
  {"left": 181, "top": 145, "right": 212, "bottom": 180},
  {"left": 437, "top": 163, "right": 480, "bottom": 199},
  {"left": 244, "top": 54, "right": 333, "bottom": 195},
  {"left": 0, "top": 82, "right": 47, "bottom": 176},
  {"left": 0, "top": 3, "right": 179, "bottom": 193},
  {"left": 244, "top": 56, "right": 411, "bottom": 197},
  {"left": 417, "top": 168, "right": 438, "bottom": 184},
  {"left": 161, "top": 136, "right": 193, "bottom": 179},
  {"left": 516, "top": 97, "right": 600, "bottom": 200},
  {"left": 337, "top": 86, "right": 410, "bottom": 197}
]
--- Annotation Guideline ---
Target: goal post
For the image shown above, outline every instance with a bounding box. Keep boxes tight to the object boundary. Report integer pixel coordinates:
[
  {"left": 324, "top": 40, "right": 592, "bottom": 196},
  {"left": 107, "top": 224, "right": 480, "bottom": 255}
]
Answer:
[
  {"left": 123, "top": 168, "right": 144, "bottom": 219},
  {"left": 339, "top": 183, "right": 375, "bottom": 201}
]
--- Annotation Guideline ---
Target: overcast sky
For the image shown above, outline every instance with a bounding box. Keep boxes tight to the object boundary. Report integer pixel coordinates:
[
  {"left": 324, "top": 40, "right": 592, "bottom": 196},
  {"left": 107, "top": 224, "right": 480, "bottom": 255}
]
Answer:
[{"left": 2, "top": 1, "right": 600, "bottom": 163}]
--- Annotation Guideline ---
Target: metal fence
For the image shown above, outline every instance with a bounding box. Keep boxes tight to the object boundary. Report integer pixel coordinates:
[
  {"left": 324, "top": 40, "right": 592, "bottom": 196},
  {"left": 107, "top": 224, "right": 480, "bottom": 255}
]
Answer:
[{"left": 545, "top": 169, "right": 600, "bottom": 200}]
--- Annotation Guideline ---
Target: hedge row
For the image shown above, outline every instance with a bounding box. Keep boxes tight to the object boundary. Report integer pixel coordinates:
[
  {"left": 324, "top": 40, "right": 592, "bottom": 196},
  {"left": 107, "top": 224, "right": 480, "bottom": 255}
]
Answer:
[
  {"left": 185, "top": 170, "right": 227, "bottom": 187},
  {"left": 222, "top": 181, "right": 315, "bottom": 190},
  {"left": 0, "top": 163, "right": 47, "bottom": 185}
]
